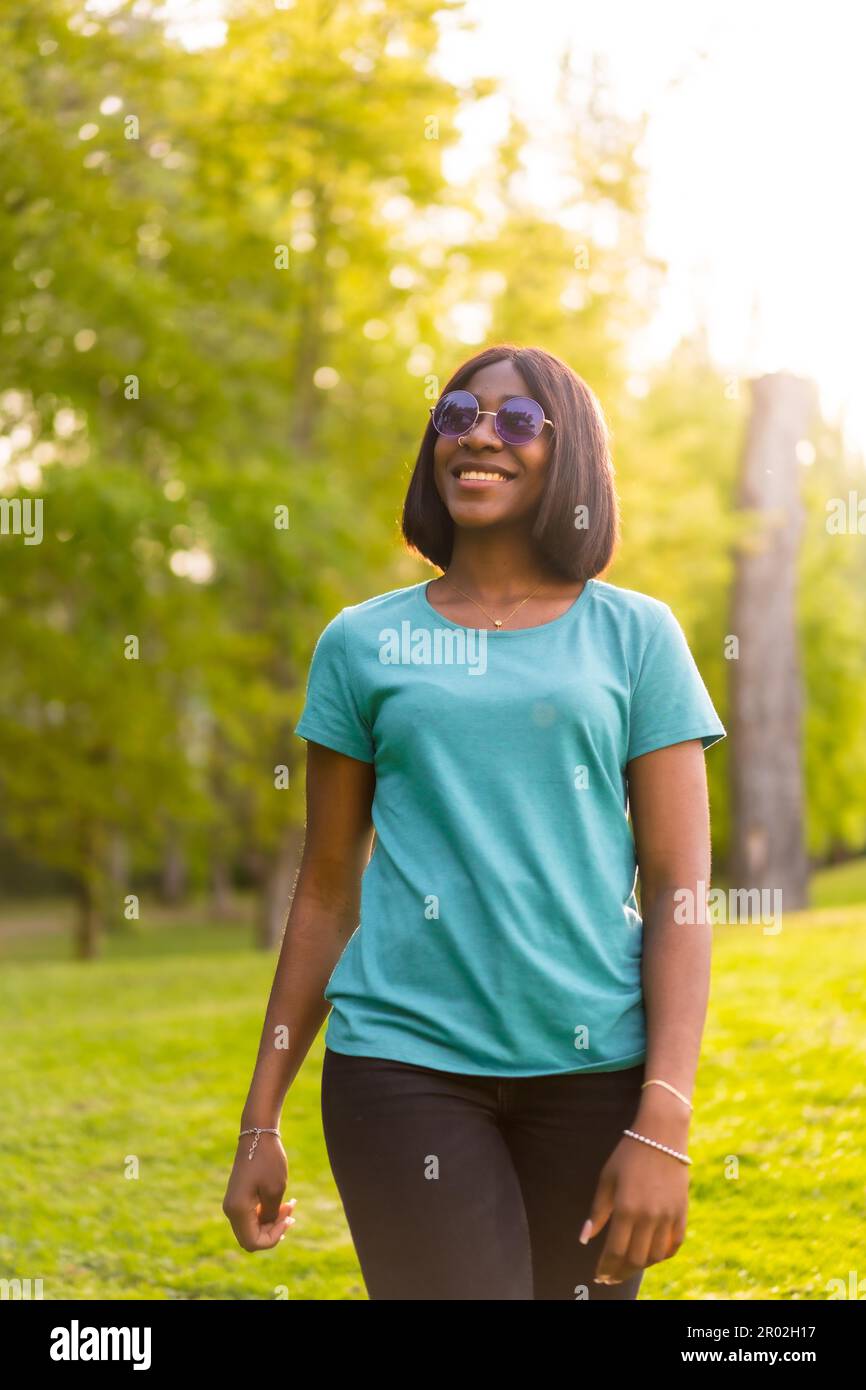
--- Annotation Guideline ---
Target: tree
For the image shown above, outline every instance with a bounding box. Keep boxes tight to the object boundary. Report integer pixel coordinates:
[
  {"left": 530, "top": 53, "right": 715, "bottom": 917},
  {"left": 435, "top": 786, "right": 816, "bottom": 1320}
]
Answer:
[{"left": 728, "top": 372, "right": 817, "bottom": 908}]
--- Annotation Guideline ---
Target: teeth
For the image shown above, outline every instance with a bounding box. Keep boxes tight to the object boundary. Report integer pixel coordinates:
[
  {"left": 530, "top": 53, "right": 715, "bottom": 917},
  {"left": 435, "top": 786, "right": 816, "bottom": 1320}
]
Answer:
[{"left": 457, "top": 470, "right": 510, "bottom": 481}]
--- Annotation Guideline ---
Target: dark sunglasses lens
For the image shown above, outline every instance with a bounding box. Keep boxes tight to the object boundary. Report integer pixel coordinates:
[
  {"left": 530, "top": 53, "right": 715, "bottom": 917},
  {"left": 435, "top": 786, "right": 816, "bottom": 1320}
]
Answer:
[
  {"left": 497, "top": 397, "right": 545, "bottom": 444},
  {"left": 432, "top": 390, "right": 477, "bottom": 436}
]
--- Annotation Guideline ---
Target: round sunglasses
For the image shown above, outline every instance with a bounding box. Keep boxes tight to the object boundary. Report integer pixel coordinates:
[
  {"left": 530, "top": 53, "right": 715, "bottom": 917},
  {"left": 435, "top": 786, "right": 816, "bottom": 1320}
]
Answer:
[{"left": 429, "top": 389, "right": 555, "bottom": 446}]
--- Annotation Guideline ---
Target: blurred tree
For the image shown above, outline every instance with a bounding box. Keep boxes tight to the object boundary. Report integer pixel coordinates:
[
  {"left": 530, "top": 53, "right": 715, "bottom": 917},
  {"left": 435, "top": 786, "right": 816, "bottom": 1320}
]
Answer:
[
  {"left": 799, "top": 419, "right": 866, "bottom": 862},
  {"left": 728, "top": 372, "right": 816, "bottom": 908},
  {"left": 0, "top": 0, "right": 489, "bottom": 950},
  {"left": 608, "top": 336, "right": 746, "bottom": 869}
]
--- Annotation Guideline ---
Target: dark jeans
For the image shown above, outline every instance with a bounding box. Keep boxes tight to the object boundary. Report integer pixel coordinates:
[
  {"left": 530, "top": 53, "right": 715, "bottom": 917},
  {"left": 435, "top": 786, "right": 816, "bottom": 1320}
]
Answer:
[{"left": 320, "top": 1045, "right": 647, "bottom": 1301}]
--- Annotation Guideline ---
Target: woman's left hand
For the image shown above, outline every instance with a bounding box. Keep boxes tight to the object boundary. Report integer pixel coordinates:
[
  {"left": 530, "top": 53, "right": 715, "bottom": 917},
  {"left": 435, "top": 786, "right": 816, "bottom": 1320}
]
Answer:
[{"left": 580, "top": 1132, "right": 690, "bottom": 1285}]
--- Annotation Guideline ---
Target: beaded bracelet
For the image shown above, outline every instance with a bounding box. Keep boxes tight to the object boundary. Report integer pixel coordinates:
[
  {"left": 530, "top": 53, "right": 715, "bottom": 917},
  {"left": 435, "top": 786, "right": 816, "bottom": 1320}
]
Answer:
[
  {"left": 239, "top": 1126, "right": 281, "bottom": 1160},
  {"left": 623, "top": 1127, "right": 692, "bottom": 1166}
]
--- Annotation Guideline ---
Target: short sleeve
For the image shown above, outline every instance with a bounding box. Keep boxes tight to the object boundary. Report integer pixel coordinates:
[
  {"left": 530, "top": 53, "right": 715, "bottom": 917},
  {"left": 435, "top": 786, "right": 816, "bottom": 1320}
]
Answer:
[
  {"left": 627, "top": 605, "right": 726, "bottom": 763},
  {"left": 294, "top": 610, "right": 375, "bottom": 763}
]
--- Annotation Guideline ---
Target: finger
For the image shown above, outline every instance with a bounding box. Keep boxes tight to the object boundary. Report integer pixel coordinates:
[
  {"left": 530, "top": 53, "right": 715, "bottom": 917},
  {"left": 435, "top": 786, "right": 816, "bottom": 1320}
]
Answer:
[
  {"left": 579, "top": 1173, "right": 616, "bottom": 1246},
  {"left": 647, "top": 1218, "right": 675, "bottom": 1266},
  {"left": 229, "top": 1206, "right": 265, "bottom": 1252},
  {"left": 258, "top": 1182, "right": 291, "bottom": 1225},
  {"left": 623, "top": 1214, "right": 656, "bottom": 1274},
  {"left": 258, "top": 1186, "right": 297, "bottom": 1223},
  {"left": 666, "top": 1216, "right": 687, "bottom": 1260},
  {"left": 594, "top": 1211, "right": 635, "bottom": 1284},
  {"left": 229, "top": 1197, "right": 296, "bottom": 1252},
  {"left": 252, "top": 1200, "right": 297, "bottom": 1251}
]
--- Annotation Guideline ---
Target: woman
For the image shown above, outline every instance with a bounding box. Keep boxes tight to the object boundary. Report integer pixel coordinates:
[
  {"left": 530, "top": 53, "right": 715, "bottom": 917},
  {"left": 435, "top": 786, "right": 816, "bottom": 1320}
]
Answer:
[{"left": 222, "top": 343, "right": 726, "bottom": 1300}]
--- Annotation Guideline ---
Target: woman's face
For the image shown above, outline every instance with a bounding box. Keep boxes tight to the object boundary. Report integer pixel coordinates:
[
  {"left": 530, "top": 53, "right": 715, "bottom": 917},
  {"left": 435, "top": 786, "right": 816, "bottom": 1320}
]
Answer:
[{"left": 432, "top": 360, "right": 554, "bottom": 533}]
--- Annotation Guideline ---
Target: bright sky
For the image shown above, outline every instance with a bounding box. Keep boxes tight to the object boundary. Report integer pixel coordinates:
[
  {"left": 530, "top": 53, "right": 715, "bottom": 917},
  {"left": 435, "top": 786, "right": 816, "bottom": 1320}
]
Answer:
[
  {"left": 436, "top": 0, "right": 866, "bottom": 455},
  {"left": 97, "top": 0, "right": 866, "bottom": 454}
]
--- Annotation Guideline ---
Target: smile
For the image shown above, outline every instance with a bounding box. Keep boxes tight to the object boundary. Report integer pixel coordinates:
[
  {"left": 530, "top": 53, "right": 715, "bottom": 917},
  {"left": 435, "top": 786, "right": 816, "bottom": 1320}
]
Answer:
[{"left": 453, "top": 467, "right": 514, "bottom": 483}]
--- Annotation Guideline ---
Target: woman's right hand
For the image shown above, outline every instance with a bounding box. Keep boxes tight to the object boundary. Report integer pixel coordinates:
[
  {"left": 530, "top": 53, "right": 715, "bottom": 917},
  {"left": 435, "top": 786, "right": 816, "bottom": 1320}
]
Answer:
[{"left": 222, "top": 1133, "right": 297, "bottom": 1251}]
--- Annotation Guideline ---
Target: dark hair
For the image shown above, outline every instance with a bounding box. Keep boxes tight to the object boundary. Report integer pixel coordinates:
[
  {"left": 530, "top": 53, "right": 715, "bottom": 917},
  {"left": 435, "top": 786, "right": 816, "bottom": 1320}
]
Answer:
[{"left": 401, "top": 344, "right": 620, "bottom": 581}]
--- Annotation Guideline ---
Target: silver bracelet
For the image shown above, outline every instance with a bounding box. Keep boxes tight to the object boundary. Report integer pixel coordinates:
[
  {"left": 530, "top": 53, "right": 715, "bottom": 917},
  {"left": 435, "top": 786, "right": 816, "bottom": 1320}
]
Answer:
[
  {"left": 239, "top": 1126, "right": 281, "bottom": 1160},
  {"left": 622, "top": 1127, "right": 692, "bottom": 1166}
]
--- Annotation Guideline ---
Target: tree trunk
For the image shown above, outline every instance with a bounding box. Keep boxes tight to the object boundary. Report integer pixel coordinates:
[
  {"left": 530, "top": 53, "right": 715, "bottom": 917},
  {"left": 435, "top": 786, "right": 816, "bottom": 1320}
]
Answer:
[
  {"left": 255, "top": 825, "right": 304, "bottom": 951},
  {"left": 210, "top": 851, "right": 234, "bottom": 920},
  {"left": 160, "top": 834, "right": 188, "bottom": 904},
  {"left": 107, "top": 831, "right": 129, "bottom": 891},
  {"left": 75, "top": 876, "right": 102, "bottom": 960},
  {"left": 729, "top": 372, "right": 816, "bottom": 909},
  {"left": 105, "top": 831, "right": 132, "bottom": 933},
  {"left": 74, "top": 819, "right": 111, "bottom": 958}
]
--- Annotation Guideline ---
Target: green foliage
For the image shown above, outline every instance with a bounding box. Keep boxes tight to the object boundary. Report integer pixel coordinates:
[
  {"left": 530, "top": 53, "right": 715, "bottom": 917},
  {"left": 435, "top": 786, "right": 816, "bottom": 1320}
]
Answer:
[
  {"left": 608, "top": 340, "right": 747, "bottom": 861},
  {"left": 799, "top": 429, "right": 866, "bottom": 856},
  {"left": 1, "top": 1, "right": 864, "bottom": 943}
]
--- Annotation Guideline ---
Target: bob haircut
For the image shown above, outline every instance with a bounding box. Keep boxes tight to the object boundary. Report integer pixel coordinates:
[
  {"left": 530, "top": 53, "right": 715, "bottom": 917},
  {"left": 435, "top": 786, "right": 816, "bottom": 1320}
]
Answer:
[{"left": 401, "top": 344, "right": 620, "bottom": 582}]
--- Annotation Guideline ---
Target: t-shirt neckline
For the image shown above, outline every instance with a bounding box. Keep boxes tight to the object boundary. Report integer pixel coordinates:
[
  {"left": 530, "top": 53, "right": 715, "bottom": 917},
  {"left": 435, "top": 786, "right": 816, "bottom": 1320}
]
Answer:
[{"left": 417, "top": 577, "right": 595, "bottom": 635}]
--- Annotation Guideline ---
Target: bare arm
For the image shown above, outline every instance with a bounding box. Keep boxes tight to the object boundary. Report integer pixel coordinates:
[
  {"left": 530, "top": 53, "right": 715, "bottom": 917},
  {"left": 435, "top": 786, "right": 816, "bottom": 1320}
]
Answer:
[
  {"left": 627, "top": 738, "right": 714, "bottom": 1152},
  {"left": 239, "top": 740, "right": 375, "bottom": 1129},
  {"left": 584, "top": 739, "right": 714, "bottom": 1281}
]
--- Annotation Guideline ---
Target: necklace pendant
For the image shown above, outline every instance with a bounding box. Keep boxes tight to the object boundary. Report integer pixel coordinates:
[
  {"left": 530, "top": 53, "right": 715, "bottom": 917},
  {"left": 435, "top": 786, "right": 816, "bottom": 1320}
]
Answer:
[{"left": 494, "top": 619, "right": 502, "bottom": 628}]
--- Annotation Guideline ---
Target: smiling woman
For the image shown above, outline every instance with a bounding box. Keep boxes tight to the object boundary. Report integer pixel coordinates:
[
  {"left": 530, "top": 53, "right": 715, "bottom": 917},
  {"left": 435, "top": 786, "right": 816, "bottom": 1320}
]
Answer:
[
  {"left": 227, "top": 342, "right": 726, "bottom": 1303},
  {"left": 403, "top": 343, "right": 618, "bottom": 584}
]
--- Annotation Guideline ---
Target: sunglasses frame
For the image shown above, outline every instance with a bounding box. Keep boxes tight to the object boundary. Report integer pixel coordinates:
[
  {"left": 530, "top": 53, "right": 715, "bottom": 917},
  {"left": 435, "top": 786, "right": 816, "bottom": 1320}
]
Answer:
[{"left": 429, "top": 390, "right": 555, "bottom": 445}]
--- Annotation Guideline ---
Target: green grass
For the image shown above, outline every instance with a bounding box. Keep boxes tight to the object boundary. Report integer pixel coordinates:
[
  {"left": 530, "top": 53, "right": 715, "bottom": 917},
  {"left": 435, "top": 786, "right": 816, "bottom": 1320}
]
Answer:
[
  {"left": 1, "top": 896, "right": 864, "bottom": 1299},
  {"left": 810, "top": 855, "right": 866, "bottom": 908}
]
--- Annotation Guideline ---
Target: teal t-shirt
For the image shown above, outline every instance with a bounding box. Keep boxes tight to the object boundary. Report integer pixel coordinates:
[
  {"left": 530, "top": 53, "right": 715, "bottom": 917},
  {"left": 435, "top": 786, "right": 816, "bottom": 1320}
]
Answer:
[{"left": 294, "top": 578, "right": 726, "bottom": 1076}]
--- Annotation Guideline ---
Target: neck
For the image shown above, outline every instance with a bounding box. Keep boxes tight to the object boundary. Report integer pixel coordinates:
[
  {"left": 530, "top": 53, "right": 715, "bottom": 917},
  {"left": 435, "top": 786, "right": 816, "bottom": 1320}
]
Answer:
[{"left": 443, "top": 529, "right": 561, "bottom": 598}]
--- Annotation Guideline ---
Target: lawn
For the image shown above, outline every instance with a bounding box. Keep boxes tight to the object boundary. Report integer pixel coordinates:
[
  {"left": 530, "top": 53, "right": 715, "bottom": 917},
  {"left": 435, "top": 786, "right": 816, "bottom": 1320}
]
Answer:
[{"left": 1, "top": 894, "right": 864, "bottom": 1300}]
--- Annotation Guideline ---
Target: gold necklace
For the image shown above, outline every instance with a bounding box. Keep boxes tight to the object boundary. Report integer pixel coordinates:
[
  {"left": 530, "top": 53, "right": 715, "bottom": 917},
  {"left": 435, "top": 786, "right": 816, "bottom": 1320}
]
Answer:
[{"left": 442, "top": 576, "right": 546, "bottom": 629}]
